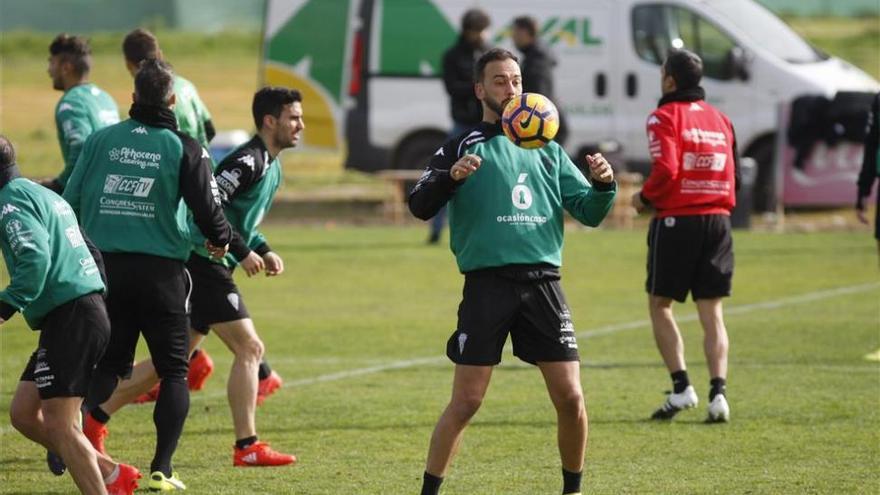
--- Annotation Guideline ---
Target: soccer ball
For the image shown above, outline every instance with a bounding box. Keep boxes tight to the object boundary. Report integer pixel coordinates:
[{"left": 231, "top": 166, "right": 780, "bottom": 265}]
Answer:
[{"left": 501, "top": 93, "right": 560, "bottom": 149}]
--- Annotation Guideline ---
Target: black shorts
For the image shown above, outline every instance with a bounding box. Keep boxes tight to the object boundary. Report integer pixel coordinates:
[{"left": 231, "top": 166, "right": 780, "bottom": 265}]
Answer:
[
  {"left": 186, "top": 253, "right": 250, "bottom": 335},
  {"left": 96, "top": 253, "right": 191, "bottom": 381},
  {"left": 448, "top": 267, "right": 579, "bottom": 366},
  {"left": 646, "top": 214, "right": 734, "bottom": 303},
  {"left": 20, "top": 292, "right": 109, "bottom": 399}
]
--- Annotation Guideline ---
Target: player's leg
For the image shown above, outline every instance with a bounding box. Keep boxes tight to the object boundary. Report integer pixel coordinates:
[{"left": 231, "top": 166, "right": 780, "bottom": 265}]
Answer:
[
  {"left": 538, "top": 361, "right": 587, "bottom": 495},
  {"left": 213, "top": 319, "right": 262, "bottom": 440},
  {"left": 256, "top": 358, "right": 283, "bottom": 405},
  {"left": 646, "top": 217, "right": 700, "bottom": 419},
  {"left": 424, "top": 364, "right": 493, "bottom": 478},
  {"left": 41, "top": 396, "right": 104, "bottom": 494},
  {"left": 692, "top": 215, "right": 734, "bottom": 422},
  {"left": 212, "top": 318, "right": 295, "bottom": 466}
]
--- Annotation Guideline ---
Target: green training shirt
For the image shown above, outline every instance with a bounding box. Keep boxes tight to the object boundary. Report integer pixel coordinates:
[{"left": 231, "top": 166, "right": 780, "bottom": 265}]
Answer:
[
  {"left": 173, "top": 75, "right": 213, "bottom": 149},
  {"left": 63, "top": 104, "right": 232, "bottom": 261},
  {"left": 409, "top": 121, "right": 617, "bottom": 273},
  {"left": 55, "top": 83, "right": 120, "bottom": 188},
  {"left": 0, "top": 174, "right": 104, "bottom": 329},
  {"left": 191, "top": 135, "right": 282, "bottom": 266}
]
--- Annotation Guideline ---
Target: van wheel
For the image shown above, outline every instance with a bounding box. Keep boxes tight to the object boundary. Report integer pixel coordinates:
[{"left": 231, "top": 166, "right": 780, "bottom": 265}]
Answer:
[
  {"left": 394, "top": 133, "right": 446, "bottom": 170},
  {"left": 745, "top": 138, "right": 775, "bottom": 212}
]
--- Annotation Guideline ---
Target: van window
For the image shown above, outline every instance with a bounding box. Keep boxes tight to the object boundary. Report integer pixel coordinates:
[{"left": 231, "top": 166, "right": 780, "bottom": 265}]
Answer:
[{"left": 632, "top": 4, "right": 738, "bottom": 81}]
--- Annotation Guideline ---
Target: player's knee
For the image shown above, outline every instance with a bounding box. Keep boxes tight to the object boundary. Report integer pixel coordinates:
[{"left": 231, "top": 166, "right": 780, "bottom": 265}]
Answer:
[
  {"left": 449, "top": 394, "right": 483, "bottom": 421},
  {"left": 9, "top": 405, "right": 37, "bottom": 435},
  {"left": 649, "top": 296, "right": 674, "bottom": 313},
  {"left": 41, "top": 413, "right": 75, "bottom": 441},
  {"left": 554, "top": 388, "right": 585, "bottom": 417},
  {"left": 236, "top": 336, "right": 264, "bottom": 363}
]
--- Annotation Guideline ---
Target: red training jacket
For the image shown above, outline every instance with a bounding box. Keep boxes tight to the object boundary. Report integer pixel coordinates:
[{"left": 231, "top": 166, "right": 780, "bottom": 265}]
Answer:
[{"left": 641, "top": 98, "right": 737, "bottom": 218}]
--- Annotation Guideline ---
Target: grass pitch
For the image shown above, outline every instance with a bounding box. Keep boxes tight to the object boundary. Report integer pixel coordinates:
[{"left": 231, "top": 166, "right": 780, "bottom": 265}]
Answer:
[{"left": 1, "top": 226, "right": 878, "bottom": 494}]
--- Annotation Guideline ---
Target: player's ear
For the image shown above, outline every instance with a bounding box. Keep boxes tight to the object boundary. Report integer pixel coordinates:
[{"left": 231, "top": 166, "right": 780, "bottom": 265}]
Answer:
[{"left": 475, "top": 82, "right": 485, "bottom": 100}]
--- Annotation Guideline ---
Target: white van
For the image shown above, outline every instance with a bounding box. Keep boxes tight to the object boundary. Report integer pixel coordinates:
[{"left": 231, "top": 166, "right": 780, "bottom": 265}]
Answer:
[{"left": 263, "top": 0, "right": 878, "bottom": 205}]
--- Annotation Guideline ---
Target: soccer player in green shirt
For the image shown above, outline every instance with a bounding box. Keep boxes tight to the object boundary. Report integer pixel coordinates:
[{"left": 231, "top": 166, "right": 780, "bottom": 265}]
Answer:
[
  {"left": 409, "top": 49, "right": 616, "bottom": 495},
  {"left": 42, "top": 34, "right": 120, "bottom": 193},
  {"left": 0, "top": 136, "right": 141, "bottom": 495}
]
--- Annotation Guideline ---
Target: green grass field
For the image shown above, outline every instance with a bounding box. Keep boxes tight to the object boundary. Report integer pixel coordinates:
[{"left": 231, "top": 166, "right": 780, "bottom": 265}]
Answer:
[{"left": 0, "top": 226, "right": 877, "bottom": 494}]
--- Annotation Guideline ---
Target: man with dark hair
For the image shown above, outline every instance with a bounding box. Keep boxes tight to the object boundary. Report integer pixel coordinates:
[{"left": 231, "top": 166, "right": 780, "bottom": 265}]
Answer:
[
  {"left": 410, "top": 48, "right": 617, "bottom": 495},
  {"left": 63, "top": 58, "right": 233, "bottom": 491},
  {"left": 0, "top": 136, "right": 141, "bottom": 495},
  {"left": 429, "top": 9, "right": 492, "bottom": 244},
  {"left": 512, "top": 16, "right": 567, "bottom": 145},
  {"left": 43, "top": 34, "right": 119, "bottom": 193},
  {"left": 122, "top": 29, "right": 215, "bottom": 149},
  {"left": 118, "top": 29, "right": 285, "bottom": 399},
  {"left": 80, "top": 87, "right": 302, "bottom": 468},
  {"left": 632, "top": 49, "right": 739, "bottom": 423}
]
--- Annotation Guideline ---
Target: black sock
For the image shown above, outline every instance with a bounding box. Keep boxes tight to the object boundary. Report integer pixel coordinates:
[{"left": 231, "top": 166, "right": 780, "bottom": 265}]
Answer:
[
  {"left": 90, "top": 406, "right": 111, "bottom": 424},
  {"left": 709, "top": 377, "right": 727, "bottom": 401},
  {"left": 421, "top": 471, "right": 443, "bottom": 495},
  {"left": 235, "top": 435, "right": 258, "bottom": 450},
  {"left": 671, "top": 370, "right": 690, "bottom": 394},
  {"left": 562, "top": 468, "right": 582, "bottom": 494},
  {"left": 150, "top": 376, "right": 189, "bottom": 476},
  {"left": 258, "top": 360, "right": 272, "bottom": 381}
]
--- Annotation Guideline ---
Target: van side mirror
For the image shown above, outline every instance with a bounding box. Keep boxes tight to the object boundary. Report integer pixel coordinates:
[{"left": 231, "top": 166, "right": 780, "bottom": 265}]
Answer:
[{"left": 727, "top": 46, "right": 750, "bottom": 81}]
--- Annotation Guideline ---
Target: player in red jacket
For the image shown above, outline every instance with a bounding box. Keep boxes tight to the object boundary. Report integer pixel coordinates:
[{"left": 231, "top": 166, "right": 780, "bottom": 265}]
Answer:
[{"left": 633, "top": 49, "right": 740, "bottom": 423}]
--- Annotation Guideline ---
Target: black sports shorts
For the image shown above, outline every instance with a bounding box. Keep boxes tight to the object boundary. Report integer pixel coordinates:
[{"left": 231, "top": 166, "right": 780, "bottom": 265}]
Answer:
[
  {"left": 447, "top": 266, "right": 579, "bottom": 366},
  {"left": 186, "top": 253, "right": 250, "bottom": 335},
  {"left": 21, "top": 292, "right": 109, "bottom": 399},
  {"left": 96, "top": 253, "right": 191, "bottom": 381},
  {"left": 646, "top": 214, "right": 734, "bottom": 303}
]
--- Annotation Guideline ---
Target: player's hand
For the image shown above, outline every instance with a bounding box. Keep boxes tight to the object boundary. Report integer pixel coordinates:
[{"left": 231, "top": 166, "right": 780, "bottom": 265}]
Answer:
[
  {"left": 632, "top": 191, "right": 647, "bottom": 213},
  {"left": 205, "top": 240, "right": 229, "bottom": 260},
  {"left": 263, "top": 251, "right": 284, "bottom": 276},
  {"left": 240, "top": 251, "right": 265, "bottom": 277},
  {"left": 450, "top": 154, "right": 482, "bottom": 182},
  {"left": 856, "top": 198, "right": 870, "bottom": 225},
  {"left": 586, "top": 153, "right": 614, "bottom": 183}
]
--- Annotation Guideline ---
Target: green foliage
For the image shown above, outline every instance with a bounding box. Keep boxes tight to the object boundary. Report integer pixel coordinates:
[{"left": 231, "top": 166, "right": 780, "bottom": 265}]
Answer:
[{"left": 0, "top": 227, "right": 877, "bottom": 493}]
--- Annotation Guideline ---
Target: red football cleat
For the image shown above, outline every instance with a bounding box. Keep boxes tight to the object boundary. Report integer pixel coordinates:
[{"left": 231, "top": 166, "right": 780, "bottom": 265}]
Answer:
[
  {"left": 83, "top": 413, "right": 109, "bottom": 455},
  {"left": 256, "top": 371, "right": 283, "bottom": 406},
  {"left": 132, "top": 382, "right": 160, "bottom": 404},
  {"left": 188, "top": 348, "right": 214, "bottom": 391},
  {"left": 105, "top": 463, "right": 141, "bottom": 495},
  {"left": 233, "top": 441, "right": 296, "bottom": 467}
]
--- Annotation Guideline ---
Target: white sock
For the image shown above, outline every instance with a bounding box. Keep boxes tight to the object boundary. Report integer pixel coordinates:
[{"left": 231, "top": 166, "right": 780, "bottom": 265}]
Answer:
[{"left": 104, "top": 464, "right": 120, "bottom": 484}]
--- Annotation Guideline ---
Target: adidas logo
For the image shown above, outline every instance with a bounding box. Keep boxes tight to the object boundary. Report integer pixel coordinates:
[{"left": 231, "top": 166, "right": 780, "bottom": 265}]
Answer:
[
  {"left": 647, "top": 115, "right": 661, "bottom": 126},
  {"left": 689, "top": 102, "right": 703, "bottom": 111},
  {"left": 131, "top": 126, "right": 148, "bottom": 135},
  {"left": 242, "top": 452, "right": 258, "bottom": 464}
]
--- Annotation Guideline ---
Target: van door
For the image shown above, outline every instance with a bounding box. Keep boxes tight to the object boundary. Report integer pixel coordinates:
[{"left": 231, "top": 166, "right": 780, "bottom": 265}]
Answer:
[{"left": 615, "top": 1, "right": 753, "bottom": 170}]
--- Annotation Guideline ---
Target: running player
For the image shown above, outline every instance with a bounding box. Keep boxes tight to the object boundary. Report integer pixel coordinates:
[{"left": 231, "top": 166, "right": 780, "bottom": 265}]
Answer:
[
  {"left": 82, "top": 87, "right": 301, "bottom": 467},
  {"left": 0, "top": 136, "right": 140, "bottom": 495},
  {"left": 63, "top": 59, "right": 233, "bottom": 491},
  {"left": 42, "top": 34, "right": 119, "bottom": 193},
  {"left": 409, "top": 49, "right": 617, "bottom": 495}
]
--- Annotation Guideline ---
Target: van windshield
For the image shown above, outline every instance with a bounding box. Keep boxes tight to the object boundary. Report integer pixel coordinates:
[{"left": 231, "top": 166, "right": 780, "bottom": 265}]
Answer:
[{"left": 708, "top": 0, "right": 826, "bottom": 64}]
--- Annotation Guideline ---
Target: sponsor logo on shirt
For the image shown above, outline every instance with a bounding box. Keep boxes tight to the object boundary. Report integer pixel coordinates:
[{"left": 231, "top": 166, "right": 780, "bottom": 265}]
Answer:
[
  {"left": 647, "top": 114, "right": 661, "bottom": 126},
  {"left": 4, "top": 218, "right": 35, "bottom": 255},
  {"left": 0, "top": 203, "right": 20, "bottom": 220},
  {"left": 237, "top": 155, "right": 256, "bottom": 169},
  {"left": 64, "top": 225, "right": 85, "bottom": 248},
  {"left": 216, "top": 168, "right": 242, "bottom": 196},
  {"left": 131, "top": 126, "right": 148, "bottom": 135},
  {"left": 681, "top": 128, "right": 727, "bottom": 147},
  {"left": 98, "top": 197, "right": 156, "bottom": 219},
  {"left": 108, "top": 147, "right": 161, "bottom": 170},
  {"left": 680, "top": 178, "right": 731, "bottom": 195},
  {"left": 103, "top": 174, "right": 155, "bottom": 198},
  {"left": 682, "top": 152, "right": 727, "bottom": 172},
  {"left": 53, "top": 200, "right": 73, "bottom": 216},
  {"left": 689, "top": 102, "right": 703, "bottom": 111}
]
